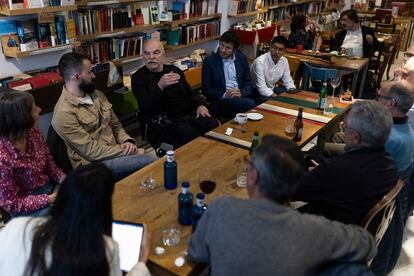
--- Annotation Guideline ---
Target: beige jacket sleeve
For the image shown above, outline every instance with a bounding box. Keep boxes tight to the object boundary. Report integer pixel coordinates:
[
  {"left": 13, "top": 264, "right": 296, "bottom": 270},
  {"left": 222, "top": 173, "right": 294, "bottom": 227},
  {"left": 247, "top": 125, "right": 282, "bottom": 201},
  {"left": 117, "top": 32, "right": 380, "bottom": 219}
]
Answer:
[
  {"left": 52, "top": 108, "right": 125, "bottom": 161},
  {"left": 108, "top": 108, "right": 136, "bottom": 145}
]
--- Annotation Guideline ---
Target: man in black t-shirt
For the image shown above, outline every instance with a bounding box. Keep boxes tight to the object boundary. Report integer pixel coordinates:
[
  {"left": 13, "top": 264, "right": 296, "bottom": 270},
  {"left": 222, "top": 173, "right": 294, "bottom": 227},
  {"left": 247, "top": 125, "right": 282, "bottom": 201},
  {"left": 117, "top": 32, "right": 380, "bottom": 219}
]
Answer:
[{"left": 131, "top": 40, "right": 218, "bottom": 149}]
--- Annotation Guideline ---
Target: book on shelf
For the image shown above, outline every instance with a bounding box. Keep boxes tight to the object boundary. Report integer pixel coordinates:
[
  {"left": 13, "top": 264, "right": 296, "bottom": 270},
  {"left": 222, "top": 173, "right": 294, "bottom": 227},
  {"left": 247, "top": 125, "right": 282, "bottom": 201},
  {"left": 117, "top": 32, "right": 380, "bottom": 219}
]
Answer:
[
  {"left": 60, "top": 0, "right": 74, "bottom": 6},
  {"left": 24, "top": 0, "right": 48, "bottom": 8},
  {"left": 1, "top": 34, "right": 20, "bottom": 55},
  {"left": 190, "top": 0, "right": 218, "bottom": 17},
  {"left": 150, "top": 5, "right": 160, "bottom": 25},
  {"left": 75, "top": 6, "right": 135, "bottom": 36},
  {"left": 16, "top": 19, "right": 39, "bottom": 51},
  {"left": 173, "top": 19, "right": 219, "bottom": 46},
  {"left": 7, "top": 0, "right": 24, "bottom": 10},
  {"left": 228, "top": 0, "right": 258, "bottom": 15},
  {"left": 76, "top": 34, "right": 144, "bottom": 63}
]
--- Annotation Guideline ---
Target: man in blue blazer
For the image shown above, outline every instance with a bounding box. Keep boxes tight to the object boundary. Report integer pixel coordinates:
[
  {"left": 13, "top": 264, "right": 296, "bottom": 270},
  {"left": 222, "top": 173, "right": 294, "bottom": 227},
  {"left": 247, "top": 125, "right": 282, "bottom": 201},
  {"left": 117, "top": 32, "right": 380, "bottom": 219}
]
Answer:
[{"left": 202, "top": 31, "right": 256, "bottom": 118}]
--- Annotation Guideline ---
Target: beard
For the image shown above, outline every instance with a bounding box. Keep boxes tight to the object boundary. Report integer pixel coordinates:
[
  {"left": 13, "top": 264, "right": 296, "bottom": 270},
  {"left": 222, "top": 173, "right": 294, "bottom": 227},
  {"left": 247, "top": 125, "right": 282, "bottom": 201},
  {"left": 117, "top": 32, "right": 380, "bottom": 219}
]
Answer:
[{"left": 79, "top": 78, "right": 95, "bottom": 94}]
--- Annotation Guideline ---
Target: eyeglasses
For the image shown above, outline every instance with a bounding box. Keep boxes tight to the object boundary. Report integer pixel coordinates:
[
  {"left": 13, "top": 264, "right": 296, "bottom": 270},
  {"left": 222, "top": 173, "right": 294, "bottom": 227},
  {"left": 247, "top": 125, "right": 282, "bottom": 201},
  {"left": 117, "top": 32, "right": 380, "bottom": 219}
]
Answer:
[
  {"left": 404, "top": 52, "right": 414, "bottom": 59},
  {"left": 269, "top": 44, "right": 286, "bottom": 52},
  {"left": 375, "top": 93, "right": 394, "bottom": 101}
]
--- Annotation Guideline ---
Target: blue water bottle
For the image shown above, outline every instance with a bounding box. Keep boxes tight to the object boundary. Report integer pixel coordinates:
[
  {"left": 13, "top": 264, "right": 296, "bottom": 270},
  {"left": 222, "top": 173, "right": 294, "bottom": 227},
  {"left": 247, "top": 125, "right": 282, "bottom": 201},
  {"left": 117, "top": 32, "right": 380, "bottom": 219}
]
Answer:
[
  {"left": 164, "top": 150, "right": 177, "bottom": 189},
  {"left": 191, "top": 193, "right": 207, "bottom": 232},
  {"left": 178, "top": 181, "right": 193, "bottom": 225}
]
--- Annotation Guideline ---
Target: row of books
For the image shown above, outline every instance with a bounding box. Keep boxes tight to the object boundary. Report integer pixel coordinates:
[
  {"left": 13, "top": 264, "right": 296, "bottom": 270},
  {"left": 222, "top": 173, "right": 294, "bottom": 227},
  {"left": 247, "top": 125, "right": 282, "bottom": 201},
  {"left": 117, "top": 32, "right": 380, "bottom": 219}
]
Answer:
[
  {"left": 228, "top": 0, "right": 258, "bottom": 16},
  {"left": 0, "top": 0, "right": 73, "bottom": 10},
  {"left": 168, "top": 20, "right": 220, "bottom": 46},
  {"left": 75, "top": 34, "right": 144, "bottom": 64},
  {"left": 262, "top": 2, "right": 322, "bottom": 22},
  {"left": 188, "top": 0, "right": 218, "bottom": 17},
  {"left": 74, "top": 5, "right": 161, "bottom": 36},
  {"left": 0, "top": 16, "right": 75, "bottom": 55},
  {"left": 75, "top": 7, "right": 133, "bottom": 36}
]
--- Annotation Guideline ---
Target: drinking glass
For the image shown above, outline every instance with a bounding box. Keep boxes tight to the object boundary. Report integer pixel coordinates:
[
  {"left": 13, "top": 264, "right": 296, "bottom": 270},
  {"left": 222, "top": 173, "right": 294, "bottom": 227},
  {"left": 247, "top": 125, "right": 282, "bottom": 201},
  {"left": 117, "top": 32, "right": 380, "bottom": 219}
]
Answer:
[
  {"left": 330, "top": 75, "right": 341, "bottom": 96},
  {"left": 162, "top": 224, "right": 181, "bottom": 247},
  {"left": 236, "top": 162, "right": 248, "bottom": 188},
  {"left": 284, "top": 118, "right": 295, "bottom": 137},
  {"left": 140, "top": 172, "right": 156, "bottom": 189},
  {"left": 199, "top": 171, "right": 216, "bottom": 195},
  {"left": 323, "top": 96, "right": 335, "bottom": 115}
]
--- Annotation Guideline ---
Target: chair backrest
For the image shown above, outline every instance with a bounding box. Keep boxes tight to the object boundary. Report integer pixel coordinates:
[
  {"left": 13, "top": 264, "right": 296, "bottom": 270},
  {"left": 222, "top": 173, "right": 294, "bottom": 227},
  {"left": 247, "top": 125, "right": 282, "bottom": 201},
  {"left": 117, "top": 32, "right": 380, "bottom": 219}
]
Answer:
[
  {"left": 362, "top": 179, "right": 404, "bottom": 246},
  {"left": 46, "top": 125, "right": 73, "bottom": 173},
  {"left": 285, "top": 56, "right": 301, "bottom": 87},
  {"left": 301, "top": 62, "right": 339, "bottom": 91},
  {"left": 375, "top": 22, "right": 396, "bottom": 34}
]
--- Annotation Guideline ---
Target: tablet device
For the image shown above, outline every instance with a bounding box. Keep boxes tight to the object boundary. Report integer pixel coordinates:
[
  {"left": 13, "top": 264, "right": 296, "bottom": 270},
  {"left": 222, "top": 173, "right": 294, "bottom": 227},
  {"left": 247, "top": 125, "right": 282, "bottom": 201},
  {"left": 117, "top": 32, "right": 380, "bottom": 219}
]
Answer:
[{"left": 112, "top": 221, "right": 144, "bottom": 272}]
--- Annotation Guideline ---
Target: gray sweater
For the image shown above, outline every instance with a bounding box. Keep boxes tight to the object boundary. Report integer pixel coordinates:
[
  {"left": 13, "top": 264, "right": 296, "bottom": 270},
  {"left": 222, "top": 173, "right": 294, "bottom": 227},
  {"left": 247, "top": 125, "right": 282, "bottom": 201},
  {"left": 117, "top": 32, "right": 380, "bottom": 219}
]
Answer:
[{"left": 188, "top": 197, "right": 376, "bottom": 276}]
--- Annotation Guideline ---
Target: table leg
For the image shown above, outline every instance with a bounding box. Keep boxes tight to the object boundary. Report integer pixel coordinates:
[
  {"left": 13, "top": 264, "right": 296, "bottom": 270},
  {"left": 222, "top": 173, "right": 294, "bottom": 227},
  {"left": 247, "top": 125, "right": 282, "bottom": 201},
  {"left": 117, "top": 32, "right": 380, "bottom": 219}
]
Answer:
[
  {"left": 351, "top": 71, "right": 358, "bottom": 97},
  {"left": 357, "top": 64, "right": 368, "bottom": 99}
]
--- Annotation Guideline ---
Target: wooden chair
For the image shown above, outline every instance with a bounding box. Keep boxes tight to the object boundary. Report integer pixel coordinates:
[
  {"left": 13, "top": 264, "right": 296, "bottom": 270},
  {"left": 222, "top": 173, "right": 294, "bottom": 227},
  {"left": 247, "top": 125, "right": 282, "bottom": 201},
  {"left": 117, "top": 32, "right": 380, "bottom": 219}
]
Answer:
[
  {"left": 301, "top": 62, "right": 339, "bottom": 92},
  {"left": 362, "top": 179, "right": 404, "bottom": 247},
  {"left": 286, "top": 56, "right": 301, "bottom": 87},
  {"left": 375, "top": 22, "right": 397, "bottom": 34}
]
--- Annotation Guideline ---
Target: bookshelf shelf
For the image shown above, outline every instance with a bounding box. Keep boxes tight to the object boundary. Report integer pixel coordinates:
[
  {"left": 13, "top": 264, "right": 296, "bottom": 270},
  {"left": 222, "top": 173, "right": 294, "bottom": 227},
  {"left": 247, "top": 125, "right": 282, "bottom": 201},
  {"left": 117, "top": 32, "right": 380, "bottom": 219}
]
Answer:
[
  {"left": 165, "top": 35, "right": 219, "bottom": 51},
  {"left": 76, "top": 23, "right": 164, "bottom": 42},
  {"left": 0, "top": 5, "right": 77, "bottom": 16},
  {"left": 164, "top": 13, "right": 222, "bottom": 30},
  {"left": 112, "top": 54, "right": 143, "bottom": 65},
  {"left": 4, "top": 42, "right": 80, "bottom": 59},
  {"left": 228, "top": 10, "right": 264, "bottom": 18}
]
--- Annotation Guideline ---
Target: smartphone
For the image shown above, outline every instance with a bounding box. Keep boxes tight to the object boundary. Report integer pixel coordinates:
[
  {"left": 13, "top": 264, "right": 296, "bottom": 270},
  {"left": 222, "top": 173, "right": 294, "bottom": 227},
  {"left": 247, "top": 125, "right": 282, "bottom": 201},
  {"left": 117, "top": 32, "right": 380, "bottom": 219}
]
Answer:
[{"left": 112, "top": 221, "right": 144, "bottom": 272}]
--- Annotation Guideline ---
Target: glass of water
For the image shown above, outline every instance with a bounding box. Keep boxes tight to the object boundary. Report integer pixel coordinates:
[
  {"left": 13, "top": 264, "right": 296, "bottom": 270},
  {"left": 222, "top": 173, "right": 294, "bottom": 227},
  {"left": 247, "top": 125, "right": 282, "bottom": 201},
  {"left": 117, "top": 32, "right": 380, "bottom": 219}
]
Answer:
[
  {"left": 162, "top": 224, "right": 181, "bottom": 247},
  {"left": 236, "top": 162, "right": 248, "bottom": 188},
  {"left": 140, "top": 173, "right": 156, "bottom": 189},
  {"left": 323, "top": 96, "right": 335, "bottom": 115}
]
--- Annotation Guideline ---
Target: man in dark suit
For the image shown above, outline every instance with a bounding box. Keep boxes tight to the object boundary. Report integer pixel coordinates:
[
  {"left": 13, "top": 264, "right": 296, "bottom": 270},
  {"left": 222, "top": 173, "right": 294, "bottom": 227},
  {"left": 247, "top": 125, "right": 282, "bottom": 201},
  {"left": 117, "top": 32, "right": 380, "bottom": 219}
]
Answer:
[
  {"left": 293, "top": 100, "right": 398, "bottom": 226},
  {"left": 202, "top": 31, "right": 256, "bottom": 118},
  {"left": 331, "top": 9, "right": 379, "bottom": 58}
]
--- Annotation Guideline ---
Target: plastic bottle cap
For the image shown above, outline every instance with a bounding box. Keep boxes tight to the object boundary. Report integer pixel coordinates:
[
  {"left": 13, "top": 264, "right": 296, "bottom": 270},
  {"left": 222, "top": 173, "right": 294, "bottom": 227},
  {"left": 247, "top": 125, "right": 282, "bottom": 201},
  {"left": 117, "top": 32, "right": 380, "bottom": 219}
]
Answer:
[
  {"left": 196, "top": 193, "right": 205, "bottom": 200},
  {"left": 175, "top": 256, "right": 185, "bottom": 267},
  {"left": 154, "top": 246, "right": 165, "bottom": 255},
  {"left": 166, "top": 150, "right": 174, "bottom": 156},
  {"left": 181, "top": 181, "right": 190, "bottom": 188}
]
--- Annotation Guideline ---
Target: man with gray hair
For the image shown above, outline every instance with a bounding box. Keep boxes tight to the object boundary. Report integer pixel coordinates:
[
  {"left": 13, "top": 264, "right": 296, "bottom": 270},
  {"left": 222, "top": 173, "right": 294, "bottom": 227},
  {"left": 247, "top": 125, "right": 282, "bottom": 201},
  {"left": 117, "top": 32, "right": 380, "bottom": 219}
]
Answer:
[
  {"left": 293, "top": 101, "right": 398, "bottom": 226},
  {"left": 377, "top": 81, "right": 414, "bottom": 174},
  {"left": 188, "top": 135, "right": 376, "bottom": 275}
]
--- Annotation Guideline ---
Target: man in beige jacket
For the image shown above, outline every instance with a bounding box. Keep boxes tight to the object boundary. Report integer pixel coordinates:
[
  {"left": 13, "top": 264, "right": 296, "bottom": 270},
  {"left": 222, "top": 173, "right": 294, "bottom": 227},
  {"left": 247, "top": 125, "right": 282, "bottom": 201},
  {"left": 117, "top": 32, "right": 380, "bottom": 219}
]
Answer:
[{"left": 52, "top": 53, "right": 156, "bottom": 180}]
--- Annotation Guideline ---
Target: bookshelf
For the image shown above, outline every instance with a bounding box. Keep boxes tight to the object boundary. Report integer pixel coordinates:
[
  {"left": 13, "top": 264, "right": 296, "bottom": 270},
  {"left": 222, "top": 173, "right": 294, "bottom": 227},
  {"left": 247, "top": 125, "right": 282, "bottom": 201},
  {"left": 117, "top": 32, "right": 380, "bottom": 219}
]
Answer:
[
  {"left": 76, "top": 23, "right": 164, "bottom": 42},
  {"left": 165, "top": 35, "right": 220, "bottom": 51},
  {"left": 4, "top": 42, "right": 80, "bottom": 58},
  {"left": 0, "top": 4, "right": 77, "bottom": 16},
  {"left": 165, "top": 13, "right": 222, "bottom": 30}
]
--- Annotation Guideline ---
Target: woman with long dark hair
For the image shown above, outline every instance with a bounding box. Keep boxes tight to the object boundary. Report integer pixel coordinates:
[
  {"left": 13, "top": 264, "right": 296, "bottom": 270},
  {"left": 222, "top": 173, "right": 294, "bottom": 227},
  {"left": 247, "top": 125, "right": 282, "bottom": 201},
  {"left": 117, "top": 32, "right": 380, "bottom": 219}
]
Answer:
[
  {"left": 0, "top": 163, "right": 150, "bottom": 275},
  {"left": 0, "top": 90, "right": 64, "bottom": 217},
  {"left": 288, "top": 14, "right": 317, "bottom": 50}
]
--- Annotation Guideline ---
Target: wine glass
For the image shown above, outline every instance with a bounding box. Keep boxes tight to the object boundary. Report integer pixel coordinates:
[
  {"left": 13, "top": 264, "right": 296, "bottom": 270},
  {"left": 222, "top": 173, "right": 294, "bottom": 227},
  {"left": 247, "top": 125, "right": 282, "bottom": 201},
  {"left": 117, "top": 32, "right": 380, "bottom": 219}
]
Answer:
[
  {"left": 330, "top": 75, "right": 341, "bottom": 96},
  {"left": 199, "top": 171, "right": 216, "bottom": 195}
]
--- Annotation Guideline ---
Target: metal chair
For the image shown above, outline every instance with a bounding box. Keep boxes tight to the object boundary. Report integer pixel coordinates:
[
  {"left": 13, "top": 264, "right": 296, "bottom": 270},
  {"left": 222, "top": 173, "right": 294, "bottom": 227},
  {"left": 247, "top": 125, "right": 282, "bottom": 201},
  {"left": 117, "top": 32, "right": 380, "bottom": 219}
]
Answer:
[
  {"left": 301, "top": 62, "right": 339, "bottom": 92},
  {"left": 362, "top": 179, "right": 404, "bottom": 247}
]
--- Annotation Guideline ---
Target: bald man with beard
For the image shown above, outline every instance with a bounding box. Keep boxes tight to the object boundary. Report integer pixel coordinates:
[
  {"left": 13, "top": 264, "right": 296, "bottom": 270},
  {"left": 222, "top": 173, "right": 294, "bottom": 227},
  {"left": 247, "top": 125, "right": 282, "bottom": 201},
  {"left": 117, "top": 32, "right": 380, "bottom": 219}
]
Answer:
[{"left": 131, "top": 40, "right": 219, "bottom": 149}]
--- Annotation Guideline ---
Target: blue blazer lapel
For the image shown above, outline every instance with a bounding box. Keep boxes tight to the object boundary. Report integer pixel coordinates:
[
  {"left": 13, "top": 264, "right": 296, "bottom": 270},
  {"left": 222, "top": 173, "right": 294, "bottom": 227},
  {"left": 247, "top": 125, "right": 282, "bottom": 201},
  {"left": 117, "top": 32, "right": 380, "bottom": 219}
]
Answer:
[{"left": 214, "top": 53, "right": 226, "bottom": 90}]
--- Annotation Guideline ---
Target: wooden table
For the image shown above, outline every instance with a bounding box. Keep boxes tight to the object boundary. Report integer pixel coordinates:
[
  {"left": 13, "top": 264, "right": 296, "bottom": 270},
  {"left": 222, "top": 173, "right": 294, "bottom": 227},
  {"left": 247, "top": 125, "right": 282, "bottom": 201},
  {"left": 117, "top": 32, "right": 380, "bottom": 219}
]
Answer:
[
  {"left": 113, "top": 137, "right": 249, "bottom": 276},
  {"left": 285, "top": 50, "right": 369, "bottom": 98},
  {"left": 205, "top": 91, "right": 349, "bottom": 150}
]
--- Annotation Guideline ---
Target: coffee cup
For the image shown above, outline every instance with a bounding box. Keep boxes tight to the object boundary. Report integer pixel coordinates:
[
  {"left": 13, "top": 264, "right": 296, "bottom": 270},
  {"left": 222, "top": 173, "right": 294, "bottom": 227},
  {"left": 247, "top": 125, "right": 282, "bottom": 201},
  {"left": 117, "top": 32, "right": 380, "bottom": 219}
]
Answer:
[
  {"left": 296, "top": 44, "right": 304, "bottom": 53},
  {"left": 234, "top": 113, "right": 248, "bottom": 124}
]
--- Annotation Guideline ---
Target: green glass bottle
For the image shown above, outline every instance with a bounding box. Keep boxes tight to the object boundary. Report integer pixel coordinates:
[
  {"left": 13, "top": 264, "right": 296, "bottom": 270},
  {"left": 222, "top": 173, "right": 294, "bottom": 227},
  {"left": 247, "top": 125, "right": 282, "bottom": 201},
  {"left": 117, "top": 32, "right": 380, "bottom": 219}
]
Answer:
[
  {"left": 249, "top": 130, "right": 259, "bottom": 155},
  {"left": 318, "top": 81, "right": 327, "bottom": 110}
]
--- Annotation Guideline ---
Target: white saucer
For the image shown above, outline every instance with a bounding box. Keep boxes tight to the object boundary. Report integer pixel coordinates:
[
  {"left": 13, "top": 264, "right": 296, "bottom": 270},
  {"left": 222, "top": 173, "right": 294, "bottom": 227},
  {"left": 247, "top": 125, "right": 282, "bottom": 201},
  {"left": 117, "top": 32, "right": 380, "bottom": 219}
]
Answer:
[{"left": 247, "top": 112, "right": 264, "bottom": 121}]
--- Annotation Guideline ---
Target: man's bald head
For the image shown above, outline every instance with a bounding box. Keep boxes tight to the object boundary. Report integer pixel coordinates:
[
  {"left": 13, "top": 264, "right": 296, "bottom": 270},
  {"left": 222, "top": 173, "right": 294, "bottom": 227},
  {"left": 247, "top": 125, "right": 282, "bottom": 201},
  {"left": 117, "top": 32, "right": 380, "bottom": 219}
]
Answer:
[
  {"left": 402, "top": 58, "right": 414, "bottom": 86},
  {"left": 143, "top": 39, "right": 165, "bottom": 72}
]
